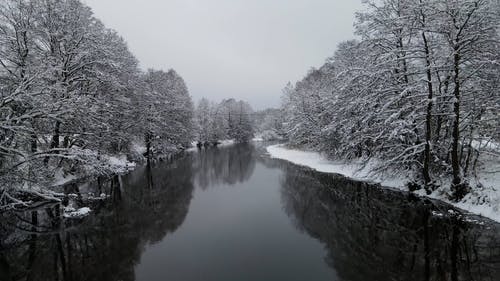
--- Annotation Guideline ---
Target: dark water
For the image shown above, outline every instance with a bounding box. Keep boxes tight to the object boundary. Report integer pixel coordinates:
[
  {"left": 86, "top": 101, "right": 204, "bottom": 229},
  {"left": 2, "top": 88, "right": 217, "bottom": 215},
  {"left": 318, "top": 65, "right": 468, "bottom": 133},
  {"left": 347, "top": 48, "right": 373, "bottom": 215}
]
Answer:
[{"left": 1, "top": 143, "right": 500, "bottom": 281}]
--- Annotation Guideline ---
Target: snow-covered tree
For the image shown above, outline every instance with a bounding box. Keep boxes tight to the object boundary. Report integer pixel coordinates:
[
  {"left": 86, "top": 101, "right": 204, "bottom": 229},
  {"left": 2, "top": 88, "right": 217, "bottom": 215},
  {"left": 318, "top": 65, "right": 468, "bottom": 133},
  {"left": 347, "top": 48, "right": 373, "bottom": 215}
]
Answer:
[
  {"left": 280, "top": 0, "right": 500, "bottom": 199},
  {"left": 195, "top": 98, "right": 211, "bottom": 144},
  {"left": 220, "top": 99, "right": 254, "bottom": 143},
  {"left": 193, "top": 98, "right": 255, "bottom": 145},
  {"left": 253, "top": 108, "right": 286, "bottom": 141},
  {"left": 0, "top": 0, "right": 195, "bottom": 209},
  {"left": 140, "top": 69, "right": 194, "bottom": 160}
]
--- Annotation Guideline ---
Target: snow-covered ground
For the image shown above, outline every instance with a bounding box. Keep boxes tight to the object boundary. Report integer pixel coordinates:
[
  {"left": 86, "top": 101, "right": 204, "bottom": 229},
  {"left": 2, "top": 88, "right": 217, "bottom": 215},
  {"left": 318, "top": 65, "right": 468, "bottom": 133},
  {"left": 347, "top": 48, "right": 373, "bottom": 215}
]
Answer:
[
  {"left": 219, "top": 139, "right": 236, "bottom": 147},
  {"left": 106, "top": 154, "right": 136, "bottom": 172},
  {"left": 266, "top": 144, "right": 500, "bottom": 223},
  {"left": 51, "top": 154, "right": 136, "bottom": 188},
  {"left": 63, "top": 206, "right": 91, "bottom": 218}
]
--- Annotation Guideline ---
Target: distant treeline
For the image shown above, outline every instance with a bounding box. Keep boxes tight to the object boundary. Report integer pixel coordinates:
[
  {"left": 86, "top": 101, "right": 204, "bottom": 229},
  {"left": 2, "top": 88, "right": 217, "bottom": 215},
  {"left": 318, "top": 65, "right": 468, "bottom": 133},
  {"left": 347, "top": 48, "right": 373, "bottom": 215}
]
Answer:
[{"left": 194, "top": 98, "right": 254, "bottom": 145}]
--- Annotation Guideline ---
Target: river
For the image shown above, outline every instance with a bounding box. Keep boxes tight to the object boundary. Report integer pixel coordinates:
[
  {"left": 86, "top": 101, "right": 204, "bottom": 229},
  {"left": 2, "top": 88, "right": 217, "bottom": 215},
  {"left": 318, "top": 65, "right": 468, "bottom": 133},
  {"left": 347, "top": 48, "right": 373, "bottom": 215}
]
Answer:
[{"left": 1, "top": 143, "right": 499, "bottom": 281}]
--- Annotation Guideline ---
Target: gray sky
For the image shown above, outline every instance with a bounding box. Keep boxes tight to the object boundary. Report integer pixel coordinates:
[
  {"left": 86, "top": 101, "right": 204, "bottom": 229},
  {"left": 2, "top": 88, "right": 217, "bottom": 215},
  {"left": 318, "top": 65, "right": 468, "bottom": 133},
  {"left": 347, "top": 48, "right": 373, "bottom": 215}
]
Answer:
[{"left": 84, "top": 0, "right": 363, "bottom": 109}]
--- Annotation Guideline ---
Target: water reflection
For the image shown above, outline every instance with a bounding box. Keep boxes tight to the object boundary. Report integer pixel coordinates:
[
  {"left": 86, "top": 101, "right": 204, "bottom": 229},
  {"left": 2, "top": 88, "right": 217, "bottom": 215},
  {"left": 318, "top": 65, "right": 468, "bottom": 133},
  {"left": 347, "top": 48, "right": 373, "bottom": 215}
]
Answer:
[
  {"left": 280, "top": 164, "right": 500, "bottom": 281},
  {"left": 0, "top": 157, "right": 194, "bottom": 281},
  {"left": 192, "top": 144, "right": 256, "bottom": 189},
  {"left": 1, "top": 144, "right": 500, "bottom": 281}
]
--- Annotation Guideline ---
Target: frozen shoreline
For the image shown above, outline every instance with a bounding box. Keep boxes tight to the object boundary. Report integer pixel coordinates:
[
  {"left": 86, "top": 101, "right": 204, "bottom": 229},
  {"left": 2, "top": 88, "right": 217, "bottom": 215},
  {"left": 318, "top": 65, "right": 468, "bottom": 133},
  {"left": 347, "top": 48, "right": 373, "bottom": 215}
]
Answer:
[{"left": 266, "top": 144, "right": 500, "bottom": 223}]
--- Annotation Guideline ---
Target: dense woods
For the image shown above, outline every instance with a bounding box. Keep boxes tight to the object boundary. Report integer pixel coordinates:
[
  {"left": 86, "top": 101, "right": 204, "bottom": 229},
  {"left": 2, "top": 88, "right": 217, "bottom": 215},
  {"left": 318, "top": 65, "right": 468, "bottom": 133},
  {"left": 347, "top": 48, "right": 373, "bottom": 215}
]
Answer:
[
  {"left": 253, "top": 108, "right": 286, "bottom": 141},
  {"left": 194, "top": 98, "right": 255, "bottom": 145},
  {"left": 0, "top": 0, "right": 194, "bottom": 209},
  {"left": 282, "top": 0, "right": 500, "bottom": 199}
]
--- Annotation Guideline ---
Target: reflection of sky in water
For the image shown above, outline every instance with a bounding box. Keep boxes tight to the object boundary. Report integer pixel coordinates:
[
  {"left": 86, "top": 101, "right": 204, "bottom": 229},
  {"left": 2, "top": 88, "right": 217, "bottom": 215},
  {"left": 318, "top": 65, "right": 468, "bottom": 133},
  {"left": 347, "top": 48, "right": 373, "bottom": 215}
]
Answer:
[
  {"left": 136, "top": 160, "right": 337, "bottom": 281},
  {"left": 191, "top": 144, "right": 257, "bottom": 189}
]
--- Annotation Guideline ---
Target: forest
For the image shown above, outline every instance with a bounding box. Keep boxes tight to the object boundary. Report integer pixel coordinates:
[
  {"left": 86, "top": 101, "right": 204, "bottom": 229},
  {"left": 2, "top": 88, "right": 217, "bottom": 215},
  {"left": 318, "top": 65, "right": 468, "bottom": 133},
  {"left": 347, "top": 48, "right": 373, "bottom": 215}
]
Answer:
[
  {"left": 194, "top": 98, "right": 255, "bottom": 146},
  {"left": 280, "top": 0, "right": 500, "bottom": 200},
  {"left": 0, "top": 0, "right": 263, "bottom": 210},
  {"left": 0, "top": 0, "right": 197, "bottom": 209}
]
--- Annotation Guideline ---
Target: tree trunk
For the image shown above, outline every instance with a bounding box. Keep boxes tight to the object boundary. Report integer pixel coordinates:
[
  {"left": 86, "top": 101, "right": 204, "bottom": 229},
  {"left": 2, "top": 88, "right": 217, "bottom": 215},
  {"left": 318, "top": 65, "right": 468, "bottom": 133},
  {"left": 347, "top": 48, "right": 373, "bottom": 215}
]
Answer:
[
  {"left": 422, "top": 30, "right": 433, "bottom": 189},
  {"left": 31, "top": 133, "right": 37, "bottom": 153},
  {"left": 50, "top": 121, "right": 61, "bottom": 149},
  {"left": 451, "top": 49, "right": 463, "bottom": 198},
  {"left": 63, "top": 136, "right": 70, "bottom": 148}
]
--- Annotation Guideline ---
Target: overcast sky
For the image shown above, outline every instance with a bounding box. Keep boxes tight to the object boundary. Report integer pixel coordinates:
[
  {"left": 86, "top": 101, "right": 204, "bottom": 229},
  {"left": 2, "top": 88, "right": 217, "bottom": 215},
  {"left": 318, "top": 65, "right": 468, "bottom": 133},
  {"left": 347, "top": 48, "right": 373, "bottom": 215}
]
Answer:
[{"left": 83, "top": 0, "right": 363, "bottom": 109}]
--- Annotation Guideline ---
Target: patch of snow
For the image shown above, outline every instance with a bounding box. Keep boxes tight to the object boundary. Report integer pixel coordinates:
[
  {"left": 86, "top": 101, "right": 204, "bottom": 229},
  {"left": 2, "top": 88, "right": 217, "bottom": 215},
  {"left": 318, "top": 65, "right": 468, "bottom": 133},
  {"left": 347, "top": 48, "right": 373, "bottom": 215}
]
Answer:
[
  {"left": 106, "top": 154, "right": 136, "bottom": 172},
  {"left": 463, "top": 217, "right": 485, "bottom": 225},
  {"left": 107, "top": 155, "right": 129, "bottom": 166},
  {"left": 431, "top": 211, "right": 444, "bottom": 217},
  {"left": 186, "top": 141, "right": 199, "bottom": 152},
  {"left": 131, "top": 141, "right": 147, "bottom": 154},
  {"left": 266, "top": 144, "right": 500, "bottom": 223},
  {"left": 53, "top": 169, "right": 77, "bottom": 186},
  {"left": 252, "top": 136, "right": 264, "bottom": 142},
  {"left": 470, "top": 139, "right": 500, "bottom": 151},
  {"left": 63, "top": 207, "right": 91, "bottom": 218},
  {"left": 266, "top": 144, "right": 405, "bottom": 188},
  {"left": 219, "top": 139, "right": 236, "bottom": 147}
]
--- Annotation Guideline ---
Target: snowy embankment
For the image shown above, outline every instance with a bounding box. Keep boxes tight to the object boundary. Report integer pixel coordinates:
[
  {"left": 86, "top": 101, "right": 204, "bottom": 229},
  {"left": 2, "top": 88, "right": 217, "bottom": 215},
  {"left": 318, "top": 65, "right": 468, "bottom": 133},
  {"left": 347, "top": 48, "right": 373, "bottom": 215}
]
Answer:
[
  {"left": 266, "top": 144, "right": 500, "bottom": 223},
  {"left": 52, "top": 154, "right": 136, "bottom": 187},
  {"left": 50, "top": 146, "right": 140, "bottom": 218},
  {"left": 63, "top": 207, "right": 91, "bottom": 218},
  {"left": 52, "top": 153, "right": 136, "bottom": 219}
]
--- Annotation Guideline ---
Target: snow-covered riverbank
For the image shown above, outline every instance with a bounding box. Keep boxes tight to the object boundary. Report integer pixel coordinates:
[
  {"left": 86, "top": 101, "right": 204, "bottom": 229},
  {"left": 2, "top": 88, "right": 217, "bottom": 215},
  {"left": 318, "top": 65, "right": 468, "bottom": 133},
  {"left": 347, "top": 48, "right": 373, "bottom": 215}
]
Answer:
[
  {"left": 52, "top": 154, "right": 137, "bottom": 187},
  {"left": 266, "top": 144, "right": 500, "bottom": 223}
]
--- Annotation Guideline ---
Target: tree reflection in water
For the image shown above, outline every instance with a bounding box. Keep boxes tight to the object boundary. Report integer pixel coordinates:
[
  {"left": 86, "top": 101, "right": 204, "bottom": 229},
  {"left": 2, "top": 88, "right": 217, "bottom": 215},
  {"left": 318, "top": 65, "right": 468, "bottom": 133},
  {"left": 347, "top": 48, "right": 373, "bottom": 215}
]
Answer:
[
  {"left": 192, "top": 144, "right": 256, "bottom": 189},
  {"left": 279, "top": 164, "right": 500, "bottom": 281},
  {"left": 0, "top": 157, "right": 195, "bottom": 281},
  {"left": 1, "top": 144, "right": 500, "bottom": 281}
]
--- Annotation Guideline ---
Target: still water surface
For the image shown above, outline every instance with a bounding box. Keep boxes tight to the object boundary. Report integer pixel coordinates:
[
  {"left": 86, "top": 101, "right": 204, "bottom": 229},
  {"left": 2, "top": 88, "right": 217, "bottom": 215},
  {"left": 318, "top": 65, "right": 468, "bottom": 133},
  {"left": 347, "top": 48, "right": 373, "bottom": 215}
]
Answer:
[{"left": 1, "top": 143, "right": 500, "bottom": 281}]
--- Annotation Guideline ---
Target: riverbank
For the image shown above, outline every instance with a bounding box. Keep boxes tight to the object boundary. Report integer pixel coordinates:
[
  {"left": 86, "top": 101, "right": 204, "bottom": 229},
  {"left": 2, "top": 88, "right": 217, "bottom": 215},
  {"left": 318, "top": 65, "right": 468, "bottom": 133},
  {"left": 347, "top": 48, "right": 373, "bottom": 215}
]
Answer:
[
  {"left": 1, "top": 144, "right": 190, "bottom": 216},
  {"left": 266, "top": 144, "right": 500, "bottom": 223},
  {"left": 52, "top": 154, "right": 136, "bottom": 187}
]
